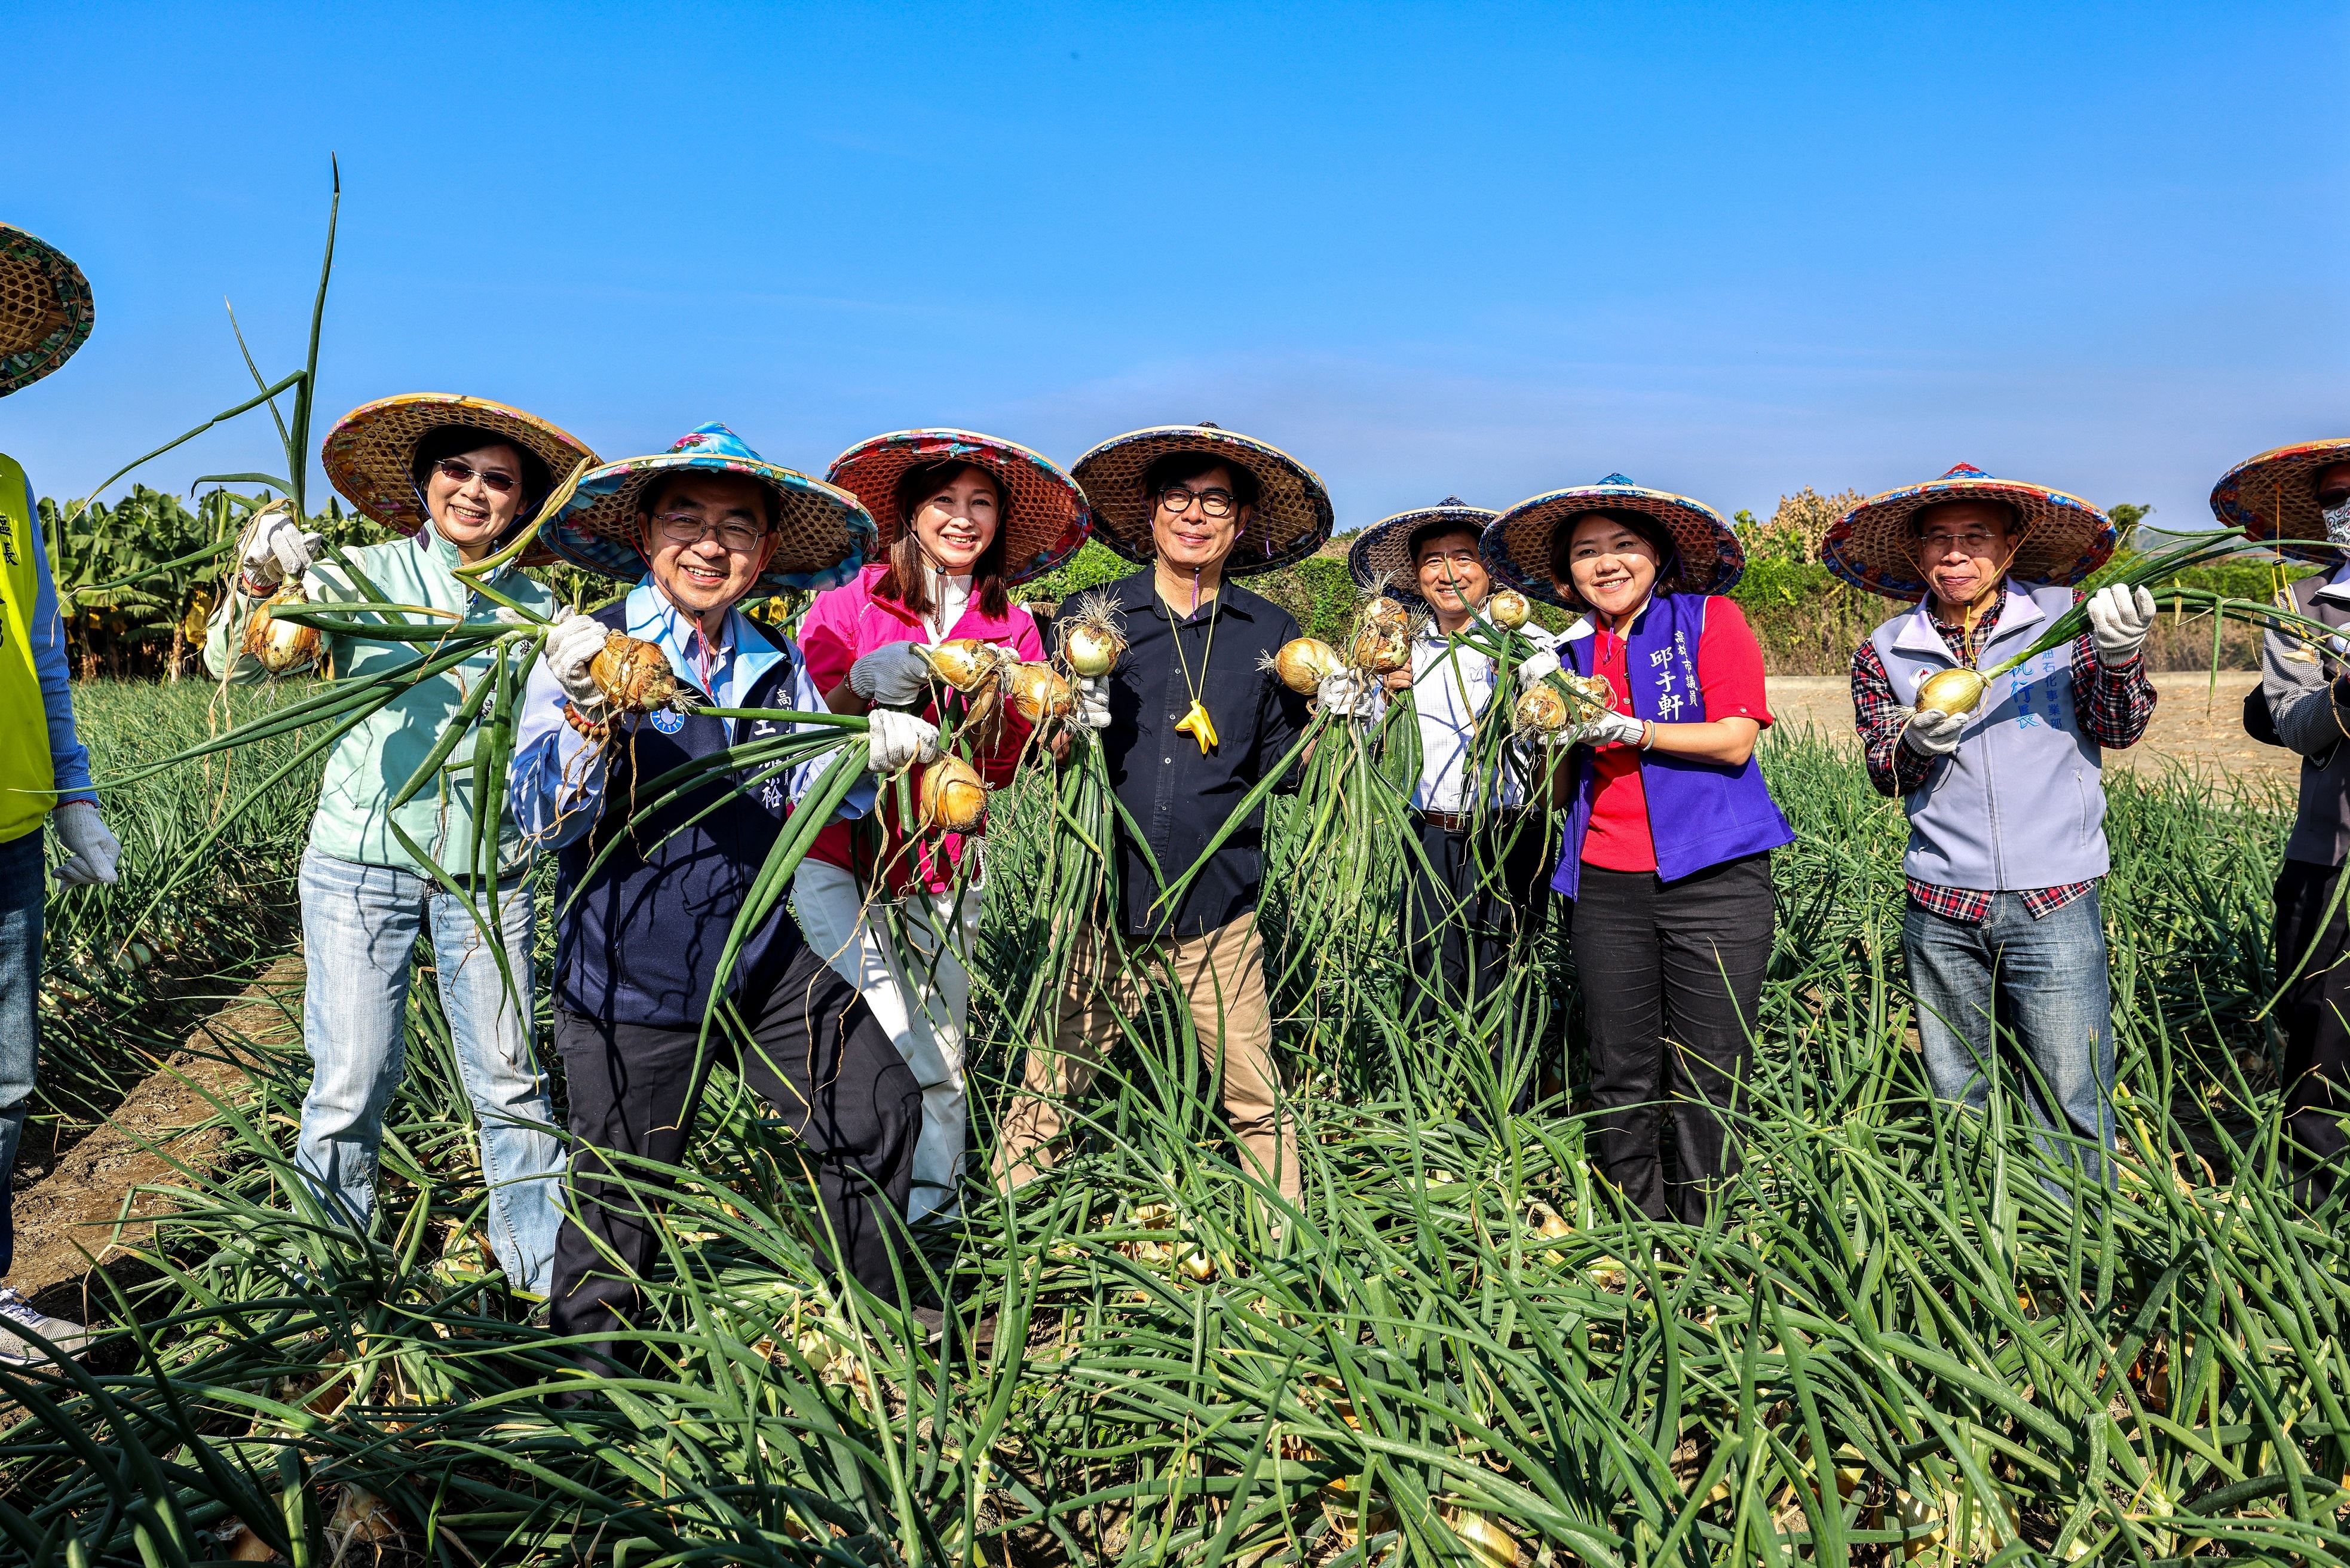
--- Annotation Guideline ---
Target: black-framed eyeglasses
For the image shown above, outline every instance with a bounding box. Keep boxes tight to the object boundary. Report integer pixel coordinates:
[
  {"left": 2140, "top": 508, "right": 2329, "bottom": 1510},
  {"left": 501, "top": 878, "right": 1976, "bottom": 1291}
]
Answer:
[
  {"left": 2319, "top": 487, "right": 2350, "bottom": 511},
  {"left": 655, "top": 511, "right": 770, "bottom": 552},
  {"left": 1157, "top": 486, "right": 1238, "bottom": 519},
  {"left": 433, "top": 457, "right": 519, "bottom": 495}
]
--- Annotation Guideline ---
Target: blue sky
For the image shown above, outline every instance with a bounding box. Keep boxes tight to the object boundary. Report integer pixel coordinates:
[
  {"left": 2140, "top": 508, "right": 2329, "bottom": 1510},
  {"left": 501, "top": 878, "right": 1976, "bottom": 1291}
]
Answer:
[{"left": 7, "top": 1, "right": 2344, "bottom": 535}]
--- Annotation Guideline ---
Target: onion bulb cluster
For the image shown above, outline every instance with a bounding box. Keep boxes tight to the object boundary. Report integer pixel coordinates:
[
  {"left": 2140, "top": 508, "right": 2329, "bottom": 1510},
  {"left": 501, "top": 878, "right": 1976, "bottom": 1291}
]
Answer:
[
  {"left": 591, "top": 633, "right": 682, "bottom": 715},
  {"left": 921, "top": 755, "right": 989, "bottom": 832},
  {"left": 1347, "top": 595, "right": 1414, "bottom": 675},
  {"left": 241, "top": 583, "right": 324, "bottom": 676}
]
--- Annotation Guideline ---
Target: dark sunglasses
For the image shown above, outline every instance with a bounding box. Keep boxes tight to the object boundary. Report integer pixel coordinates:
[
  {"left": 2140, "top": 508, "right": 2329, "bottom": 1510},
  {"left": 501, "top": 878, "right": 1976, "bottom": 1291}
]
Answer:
[{"left": 433, "top": 457, "right": 520, "bottom": 494}]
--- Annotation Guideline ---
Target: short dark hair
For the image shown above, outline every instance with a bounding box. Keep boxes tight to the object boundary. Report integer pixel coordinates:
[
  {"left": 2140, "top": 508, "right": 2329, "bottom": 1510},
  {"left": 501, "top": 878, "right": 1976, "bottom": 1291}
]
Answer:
[
  {"left": 1551, "top": 508, "right": 1684, "bottom": 597},
  {"left": 411, "top": 425, "right": 550, "bottom": 516},
  {"left": 1907, "top": 498, "right": 2018, "bottom": 537},
  {"left": 639, "top": 470, "right": 780, "bottom": 532},
  {"left": 878, "top": 460, "right": 1010, "bottom": 620},
  {"left": 1141, "top": 451, "right": 1260, "bottom": 510},
  {"left": 1405, "top": 519, "right": 1482, "bottom": 565}
]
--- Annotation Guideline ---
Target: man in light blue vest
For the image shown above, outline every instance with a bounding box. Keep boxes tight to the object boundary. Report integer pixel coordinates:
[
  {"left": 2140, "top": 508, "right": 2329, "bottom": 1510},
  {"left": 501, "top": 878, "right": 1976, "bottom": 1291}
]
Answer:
[{"left": 1823, "top": 464, "right": 2156, "bottom": 1188}]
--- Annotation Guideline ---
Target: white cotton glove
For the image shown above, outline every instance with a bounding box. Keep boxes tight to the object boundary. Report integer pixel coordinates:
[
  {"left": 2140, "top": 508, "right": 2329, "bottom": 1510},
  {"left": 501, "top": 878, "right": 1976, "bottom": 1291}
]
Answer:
[
  {"left": 1582, "top": 709, "right": 1645, "bottom": 749},
  {"left": 1073, "top": 675, "right": 1111, "bottom": 732},
  {"left": 542, "top": 606, "right": 613, "bottom": 716},
  {"left": 1316, "top": 669, "right": 1383, "bottom": 722},
  {"left": 847, "top": 641, "right": 933, "bottom": 708},
  {"left": 1903, "top": 707, "right": 1966, "bottom": 758},
  {"left": 236, "top": 511, "right": 324, "bottom": 592},
  {"left": 1514, "top": 646, "right": 1562, "bottom": 688},
  {"left": 2086, "top": 583, "right": 2157, "bottom": 665},
  {"left": 51, "top": 801, "right": 121, "bottom": 887},
  {"left": 867, "top": 709, "right": 942, "bottom": 774}
]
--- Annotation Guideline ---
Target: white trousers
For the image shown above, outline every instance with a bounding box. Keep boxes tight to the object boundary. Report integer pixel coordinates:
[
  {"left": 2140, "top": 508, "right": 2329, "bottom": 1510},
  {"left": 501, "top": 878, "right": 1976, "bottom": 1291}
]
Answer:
[{"left": 792, "top": 859, "right": 976, "bottom": 1221}]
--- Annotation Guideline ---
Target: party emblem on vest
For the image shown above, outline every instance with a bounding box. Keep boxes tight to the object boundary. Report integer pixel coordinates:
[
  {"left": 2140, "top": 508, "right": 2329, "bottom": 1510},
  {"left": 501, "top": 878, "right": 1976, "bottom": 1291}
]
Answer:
[{"left": 651, "top": 708, "right": 685, "bottom": 734}]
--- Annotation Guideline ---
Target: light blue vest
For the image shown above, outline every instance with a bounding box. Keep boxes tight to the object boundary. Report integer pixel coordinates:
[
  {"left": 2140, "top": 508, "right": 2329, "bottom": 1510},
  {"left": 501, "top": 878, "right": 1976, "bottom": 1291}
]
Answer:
[{"left": 1867, "top": 580, "right": 2108, "bottom": 892}]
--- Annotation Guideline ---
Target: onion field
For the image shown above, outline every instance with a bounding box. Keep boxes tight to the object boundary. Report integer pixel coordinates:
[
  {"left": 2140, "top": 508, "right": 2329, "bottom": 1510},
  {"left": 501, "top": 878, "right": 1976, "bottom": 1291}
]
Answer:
[{"left": 0, "top": 684, "right": 2337, "bottom": 1568}]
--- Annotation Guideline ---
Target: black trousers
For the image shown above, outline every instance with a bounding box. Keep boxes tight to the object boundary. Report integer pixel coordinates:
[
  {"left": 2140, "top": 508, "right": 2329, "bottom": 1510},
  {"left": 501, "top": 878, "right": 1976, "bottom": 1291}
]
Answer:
[
  {"left": 1570, "top": 853, "right": 1774, "bottom": 1224},
  {"left": 2274, "top": 859, "right": 2350, "bottom": 1200},
  {"left": 550, "top": 941, "right": 921, "bottom": 1371},
  {"left": 1401, "top": 811, "right": 1551, "bottom": 1029}
]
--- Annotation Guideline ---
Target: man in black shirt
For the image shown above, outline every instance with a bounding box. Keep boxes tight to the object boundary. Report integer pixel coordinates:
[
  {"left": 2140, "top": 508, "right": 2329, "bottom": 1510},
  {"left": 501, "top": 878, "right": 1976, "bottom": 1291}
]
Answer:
[{"left": 992, "top": 424, "right": 1332, "bottom": 1206}]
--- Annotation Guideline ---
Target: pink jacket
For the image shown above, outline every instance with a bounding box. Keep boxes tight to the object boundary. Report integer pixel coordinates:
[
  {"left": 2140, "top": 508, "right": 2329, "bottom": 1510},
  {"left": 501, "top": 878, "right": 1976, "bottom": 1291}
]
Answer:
[{"left": 798, "top": 563, "right": 1046, "bottom": 892}]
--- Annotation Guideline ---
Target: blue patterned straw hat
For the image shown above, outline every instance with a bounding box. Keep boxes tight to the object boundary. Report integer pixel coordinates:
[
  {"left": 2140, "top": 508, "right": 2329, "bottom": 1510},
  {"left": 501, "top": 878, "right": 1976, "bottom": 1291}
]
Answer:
[
  {"left": 0, "top": 225, "right": 93, "bottom": 398},
  {"left": 1349, "top": 498, "right": 1499, "bottom": 608},
  {"left": 1070, "top": 422, "right": 1333, "bottom": 577},
  {"left": 1482, "top": 475, "right": 1742, "bottom": 612},
  {"left": 544, "top": 422, "right": 877, "bottom": 594},
  {"left": 1820, "top": 463, "right": 2115, "bottom": 598}
]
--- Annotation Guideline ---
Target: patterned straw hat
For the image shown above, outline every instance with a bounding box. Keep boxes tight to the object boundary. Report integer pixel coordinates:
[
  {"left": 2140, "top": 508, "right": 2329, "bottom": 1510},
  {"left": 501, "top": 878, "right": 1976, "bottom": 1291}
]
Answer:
[
  {"left": 1819, "top": 463, "right": 2115, "bottom": 598},
  {"left": 0, "top": 224, "right": 94, "bottom": 398},
  {"left": 2210, "top": 439, "right": 2350, "bottom": 563},
  {"left": 321, "top": 393, "right": 600, "bottom": 565},
  {"left": 1481, "top": 475, "right": 1743, "bottom": 612},
  {"left": 544, "top": 422, "right": 875, "bottom": 594},
  {"left": 1348, "top": 497, "right": 1499, "bottom": 607},
  {"left": 1070, "top": 422, "right": 1333, "bottom": 577},
  {"left": 826, "top": 429, "right": 1093, "bottom": 587}
]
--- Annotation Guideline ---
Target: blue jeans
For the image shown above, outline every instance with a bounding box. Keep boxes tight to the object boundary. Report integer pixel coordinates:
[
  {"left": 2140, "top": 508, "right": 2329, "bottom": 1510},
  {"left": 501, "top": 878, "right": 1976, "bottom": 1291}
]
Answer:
[
  {"left": 1904, "top": 889, "right": 2116, "bottom": 1187},
  {"left": 296, "top": 847, "right": 562, "bottom": 1293},
  {"left": 0, "top": 833, "right": 42, "bottom": 1278}
]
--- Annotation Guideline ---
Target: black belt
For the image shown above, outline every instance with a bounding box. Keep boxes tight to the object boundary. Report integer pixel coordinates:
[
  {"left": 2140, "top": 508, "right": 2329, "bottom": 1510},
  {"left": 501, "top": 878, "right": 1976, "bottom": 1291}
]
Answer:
[{"left": 1416, "top": 807, "right": 1523, "bottom": 832}]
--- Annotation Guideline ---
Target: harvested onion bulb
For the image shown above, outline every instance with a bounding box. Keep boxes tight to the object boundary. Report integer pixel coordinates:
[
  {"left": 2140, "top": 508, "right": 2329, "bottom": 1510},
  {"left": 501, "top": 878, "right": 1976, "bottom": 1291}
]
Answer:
[
  {"left": 591, "top": 633, "right": 681, "bottom": 714},
  {"left": 1513, "top": 682, "right": 1574, "bottom": 737},
  {"left": 1006, "top": 662, "right": 1074, "bottom": 724},
  {"left": 242, "top": 582, "right": 323, "bottom": 675},
  {"left": 1267, "top": 637, "right": 1344, "bottom": 694},
  {"left": 920, "top": 755, "right": 989, "bottom": 832},
  {"left": 920, "top": 638, "right": 1010, "bottom": 692},
  {"left": 1062, "top": 590, "right": 1128, "bottom": 678},
  {"left": 1914, "top": 667, "right": 1987, "bottom": 718},
  {"left": 1487, "top": 588, "right": 1531, "bottom": 630}
]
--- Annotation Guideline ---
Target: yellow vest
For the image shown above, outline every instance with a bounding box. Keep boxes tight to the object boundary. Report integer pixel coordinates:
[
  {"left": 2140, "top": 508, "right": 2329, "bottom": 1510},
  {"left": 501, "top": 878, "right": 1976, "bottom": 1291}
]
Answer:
[{"left": 0, "top": 457, "right": 57, "bottom": 844}]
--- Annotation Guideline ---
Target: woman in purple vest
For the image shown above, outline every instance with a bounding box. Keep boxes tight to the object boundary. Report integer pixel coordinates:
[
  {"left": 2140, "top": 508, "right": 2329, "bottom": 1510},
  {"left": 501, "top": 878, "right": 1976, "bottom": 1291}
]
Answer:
[{"left": 1483, "top": 477, "right": 1793, "bottom": 1224}]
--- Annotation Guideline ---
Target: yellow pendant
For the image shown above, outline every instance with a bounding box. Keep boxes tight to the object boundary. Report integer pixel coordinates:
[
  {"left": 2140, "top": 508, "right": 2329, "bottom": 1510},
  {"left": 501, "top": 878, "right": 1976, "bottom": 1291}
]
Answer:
[{"left": 1174, "top": 699, "right": 1218, "bottom": 754}]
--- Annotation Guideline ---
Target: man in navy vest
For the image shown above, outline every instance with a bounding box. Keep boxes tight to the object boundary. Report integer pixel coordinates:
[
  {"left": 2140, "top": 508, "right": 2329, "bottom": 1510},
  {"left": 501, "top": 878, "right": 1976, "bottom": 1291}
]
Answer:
[
  {"left": 1824, "top": 465, "right": 2155, "bottom": 1191},
  {"left": 512, "top": 424, "right": 937, "bottom": 1372}
]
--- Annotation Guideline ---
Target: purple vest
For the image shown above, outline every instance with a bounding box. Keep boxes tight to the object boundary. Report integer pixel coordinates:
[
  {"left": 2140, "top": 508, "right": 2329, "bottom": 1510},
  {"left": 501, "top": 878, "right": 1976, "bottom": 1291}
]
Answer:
[{"left": 1550, "top": 592, "right": 1795, "bottom": 899}]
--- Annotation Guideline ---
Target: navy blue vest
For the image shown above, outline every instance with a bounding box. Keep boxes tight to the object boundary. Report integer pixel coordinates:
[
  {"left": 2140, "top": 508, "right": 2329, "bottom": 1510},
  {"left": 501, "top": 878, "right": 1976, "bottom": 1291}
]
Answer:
[{"left": 554, "top": 602, "right": 807, "bottom": 1028}]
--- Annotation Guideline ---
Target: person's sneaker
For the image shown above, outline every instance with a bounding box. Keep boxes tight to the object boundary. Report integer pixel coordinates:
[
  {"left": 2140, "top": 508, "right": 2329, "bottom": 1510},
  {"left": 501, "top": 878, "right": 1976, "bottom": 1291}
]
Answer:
[{"left": 0, "top": 1288, "right": 94, "bottom": 1365}]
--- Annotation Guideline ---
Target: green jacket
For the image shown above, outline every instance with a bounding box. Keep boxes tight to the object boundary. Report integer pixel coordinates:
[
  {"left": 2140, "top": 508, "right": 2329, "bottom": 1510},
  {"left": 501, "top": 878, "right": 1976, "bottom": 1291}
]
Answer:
[{"left": 204, "top": 525, "right": 552, "bottom": 875}]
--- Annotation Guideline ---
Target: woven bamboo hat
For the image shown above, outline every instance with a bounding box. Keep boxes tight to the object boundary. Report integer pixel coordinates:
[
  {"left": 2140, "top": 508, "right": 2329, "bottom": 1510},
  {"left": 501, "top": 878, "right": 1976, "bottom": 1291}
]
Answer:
[
  {"left": 1819, "top": 463, "right": 2115, "bottom": 598},
  {"left": 544, "top": 422, "right": 875, "bottom": 594},
  {"left": 321, "top": 393, "right": 600, "bottom": 564},
  {"left": 0, "top": 225, "right": 93, "bottom": 398},
  {"left": 1481, "top": 475, "right": 1742, "bottom": 612},
  {"left": 1348, "top": 497, "right": 1499, "bottom": 607},
  {"left": 2210, "top": 440, "right": 2350, "bottom": 563},
  {"left": 1070, "top": 422, "right": 1333, "bottom": 577},
  {"left": 826, "top": 429, "right": 1093, "bottom": 587}
]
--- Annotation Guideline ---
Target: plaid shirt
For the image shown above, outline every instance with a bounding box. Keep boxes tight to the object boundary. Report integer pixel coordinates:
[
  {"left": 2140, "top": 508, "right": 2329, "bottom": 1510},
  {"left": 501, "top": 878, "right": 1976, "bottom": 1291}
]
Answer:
[{"left": 1850, "top": 586, "right": 2156, "bottom": 923}]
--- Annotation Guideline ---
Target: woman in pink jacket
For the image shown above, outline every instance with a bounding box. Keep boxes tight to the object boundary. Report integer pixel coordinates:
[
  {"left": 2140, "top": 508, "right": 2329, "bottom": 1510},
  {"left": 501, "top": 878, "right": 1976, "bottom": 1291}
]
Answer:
[{"left": 798, "top": 431, "right": 1092, "bottom": 1221}]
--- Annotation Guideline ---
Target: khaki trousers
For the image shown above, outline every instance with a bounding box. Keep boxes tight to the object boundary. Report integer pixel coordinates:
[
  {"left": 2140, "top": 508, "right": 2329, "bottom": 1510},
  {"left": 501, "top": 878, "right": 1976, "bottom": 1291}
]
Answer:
[{"left": 993, "top": 912, "right": 1298, "bottom": 1202}]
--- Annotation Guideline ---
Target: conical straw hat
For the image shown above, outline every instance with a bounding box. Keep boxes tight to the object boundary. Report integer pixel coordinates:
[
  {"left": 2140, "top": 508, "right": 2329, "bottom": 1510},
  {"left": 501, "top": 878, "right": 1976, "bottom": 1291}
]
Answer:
[
  {"left": 544, "top": 422, "right": 875, "bottom": 594},
  {"left": 2210, "top": 439, "right": 2350, "bottom": 563},
  {"left": 0, "top": 224, "right": 93, "bottom": 398},
  {"left": 1819, "top": 463, "right": 2115, "bottom": 598},
  {"left": 826, "top": 429, "right": 1092, "bottom": 586},
  {"left": 1071, "top": 422, "right": 1332, "bottom": 577},
  {"left": 1482, "top": 475, "right": 1742, "bottom": 612}
]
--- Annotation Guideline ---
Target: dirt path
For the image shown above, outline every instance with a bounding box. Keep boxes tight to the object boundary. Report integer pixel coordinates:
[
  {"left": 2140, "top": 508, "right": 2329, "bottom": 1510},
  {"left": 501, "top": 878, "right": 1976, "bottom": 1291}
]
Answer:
[
  {"left": 1767, "top": 670, "right": 2295, "bottom": 785},
  {"left": 14, "top": 954, "right": 302, "bottom": 1321}
]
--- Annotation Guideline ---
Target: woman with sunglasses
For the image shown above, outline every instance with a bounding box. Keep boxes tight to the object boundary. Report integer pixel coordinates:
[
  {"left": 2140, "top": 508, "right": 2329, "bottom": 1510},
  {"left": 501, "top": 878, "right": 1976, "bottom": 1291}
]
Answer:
[
  {"left": 793, "top": 432, "right": 1091, "bottom": 1221},
  {"left": 204, "top": 395, "right": 596, "bottom": 1300}
]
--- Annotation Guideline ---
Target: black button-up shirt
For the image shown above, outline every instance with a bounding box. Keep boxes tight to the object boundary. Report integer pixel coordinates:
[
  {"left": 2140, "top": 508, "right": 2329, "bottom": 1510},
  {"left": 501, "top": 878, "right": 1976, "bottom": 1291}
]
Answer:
[{"left": 1058, "top": 569, "right": 1311, "bottom": 938}]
